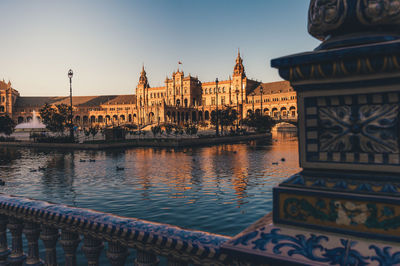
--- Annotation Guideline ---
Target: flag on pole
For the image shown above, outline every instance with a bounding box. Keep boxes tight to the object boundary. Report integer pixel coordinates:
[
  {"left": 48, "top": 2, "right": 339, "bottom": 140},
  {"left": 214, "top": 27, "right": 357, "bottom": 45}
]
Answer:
[{"left": 178, "top": 61, "right": 182, "bottom": 64}]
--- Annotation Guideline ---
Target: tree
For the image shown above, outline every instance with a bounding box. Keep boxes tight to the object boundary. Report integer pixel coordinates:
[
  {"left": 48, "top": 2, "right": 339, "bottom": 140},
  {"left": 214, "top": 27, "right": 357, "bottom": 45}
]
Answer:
[
  {"left": 151, "top": 125, "right": 162, "bottom": 137},
  {"left": 90, "top": 126, "right": 99, "bottom": 141},
  {"left": 220, "top": 106, "right": 238, "bottom": 135},
  {"left": 39, "top": 103, "right": 71, "bottom": 134},
  {"left": 211, "top": 107, "right": 237, "bottom": 135},
  {"left": 0, "top": 115, "right": 16, "bottom": 136},
  {"left": 242, "top": 113, "right": 276, "bottom": 133},
  {"left": 185, "top": 124, "right": 198, "bottom": 136},
  {"left": 165, "top": 124, "right": 173, "bottom": 136}
]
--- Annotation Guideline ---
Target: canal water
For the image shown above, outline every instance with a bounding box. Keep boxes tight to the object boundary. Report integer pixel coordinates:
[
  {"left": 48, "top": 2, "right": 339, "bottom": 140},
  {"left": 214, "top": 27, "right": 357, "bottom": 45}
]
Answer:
[{"left": 0, "top": 132, "right": 299, "bottom": 238}]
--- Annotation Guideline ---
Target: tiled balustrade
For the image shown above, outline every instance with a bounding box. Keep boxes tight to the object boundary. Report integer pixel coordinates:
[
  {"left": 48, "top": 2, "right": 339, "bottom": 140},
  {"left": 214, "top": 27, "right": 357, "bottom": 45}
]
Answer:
[{"left": 0, "top": 194, "right": 232, "bottom": 265}]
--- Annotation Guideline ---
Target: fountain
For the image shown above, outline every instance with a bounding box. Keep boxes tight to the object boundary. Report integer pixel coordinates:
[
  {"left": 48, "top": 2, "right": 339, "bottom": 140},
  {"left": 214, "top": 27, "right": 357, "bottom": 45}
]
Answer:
[{"left": 15, "top": 110, "right": 46, "bottom": 132}]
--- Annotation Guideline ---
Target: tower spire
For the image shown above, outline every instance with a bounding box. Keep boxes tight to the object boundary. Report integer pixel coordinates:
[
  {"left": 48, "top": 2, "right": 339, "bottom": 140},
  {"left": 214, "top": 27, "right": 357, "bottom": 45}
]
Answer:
[
  {"left": 138, "top": 64, "right": 149, "bottom": 87},
  {"left": 233, "top": 50, "right": 246, "bottom": 78}
]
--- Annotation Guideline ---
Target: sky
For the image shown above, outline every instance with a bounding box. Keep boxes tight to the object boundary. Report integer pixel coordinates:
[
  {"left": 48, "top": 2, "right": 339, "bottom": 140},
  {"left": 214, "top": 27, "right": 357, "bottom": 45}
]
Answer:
[{"left": 0, "top": 0, "right": 320, "bottom": 96}]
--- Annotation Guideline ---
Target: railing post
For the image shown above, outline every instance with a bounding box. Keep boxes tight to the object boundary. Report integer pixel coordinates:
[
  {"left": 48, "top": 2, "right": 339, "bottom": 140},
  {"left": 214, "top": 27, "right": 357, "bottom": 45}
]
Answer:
[
  {"left": 81, "top": 236, "right": 103, "bottom": 266},
  {"left": 23, "top": 222, "right": 43, "bottom": 265},
  {"left": 167, "top": 258, "right": 188, "bottom": 266},
  {"left": 60, "top": 230, "right": 80, "bottom": 266},
  {"left": 134, "top": 249, "right": 159, "bottom": 266},
  {"left": 0, "top": 215, "right": 10, "bottom": 265},
  {"left": 40, "top": 226, "right": 59, "bottom": 266},
  {"left": 7, "top": 217, "right": 26, "bottom": 266},
  {"left": 106, "top": 242, "right": 129, "bottom": 266}
]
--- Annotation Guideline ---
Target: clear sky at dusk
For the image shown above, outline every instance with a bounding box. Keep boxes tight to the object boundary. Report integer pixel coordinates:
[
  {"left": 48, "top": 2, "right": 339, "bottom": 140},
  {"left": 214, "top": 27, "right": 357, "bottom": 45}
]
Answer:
[{"left": 0, "top": 0, "right": 319, "bottom": 96}]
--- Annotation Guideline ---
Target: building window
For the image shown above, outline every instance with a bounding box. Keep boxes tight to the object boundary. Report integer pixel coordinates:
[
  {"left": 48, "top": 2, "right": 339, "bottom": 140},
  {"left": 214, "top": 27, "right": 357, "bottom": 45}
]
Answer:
[
  {"left": 202, "top": 99, "right": 206, "bottom": 106},
  {"left": 221, "top": 96, "right": 225, "bottom": 105},
  {"left": 211, "top": 97, "right": 215, "bottom": 105}
]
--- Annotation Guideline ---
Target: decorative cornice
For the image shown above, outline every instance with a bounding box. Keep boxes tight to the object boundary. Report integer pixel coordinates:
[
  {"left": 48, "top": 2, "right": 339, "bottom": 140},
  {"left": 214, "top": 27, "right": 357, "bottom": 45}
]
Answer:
[{"left": 272, "top": 39, "right": 400, "bottom": 83}]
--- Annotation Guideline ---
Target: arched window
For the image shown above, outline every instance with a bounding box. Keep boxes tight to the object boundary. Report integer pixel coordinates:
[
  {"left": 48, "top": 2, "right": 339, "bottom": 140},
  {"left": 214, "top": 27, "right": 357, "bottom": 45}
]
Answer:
[{"left": 289, "top": 106, "right": 296, "bottom": 117}]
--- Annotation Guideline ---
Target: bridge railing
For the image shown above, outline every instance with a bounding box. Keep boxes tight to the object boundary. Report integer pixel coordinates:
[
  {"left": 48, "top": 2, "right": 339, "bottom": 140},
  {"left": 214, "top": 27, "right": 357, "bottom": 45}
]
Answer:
[{"left": 0, "top": 194, "right": 232, "bottom": 265}]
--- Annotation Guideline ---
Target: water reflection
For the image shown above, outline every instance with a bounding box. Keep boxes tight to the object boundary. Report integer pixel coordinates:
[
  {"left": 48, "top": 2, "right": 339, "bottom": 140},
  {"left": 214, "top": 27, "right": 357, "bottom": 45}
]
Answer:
[{"left": 0, "top": 132, "right": 300, "bottom": 236}]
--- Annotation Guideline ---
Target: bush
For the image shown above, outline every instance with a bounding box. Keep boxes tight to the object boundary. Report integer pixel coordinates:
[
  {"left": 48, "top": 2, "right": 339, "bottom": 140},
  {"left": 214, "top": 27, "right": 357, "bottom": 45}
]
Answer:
[
  {"left": 151, "top": 126, "right": 162, "bottom": 136},
  {"left": 185, "top": 124, "right": 198, "bottom": 135},
  {"left": 165, "top": 124, "right": 174, "bottom": 135},
  {"left": 0, "top": 115, "right": 16, "bottom": 135},
  {"left": 0, "top": 136, "right": 16, "bottom": 142},
  {"left": 104, "top": 127, "right": 126, "bottom": 141},
  {"left": 242, "top": 113, "right": 275, "bottom": 133},
  {"left": 31, "top": 135, "right": 75, "bottom": 143},
  {"left": 124, "top": 124, "right": 138, "bottom": 130}
]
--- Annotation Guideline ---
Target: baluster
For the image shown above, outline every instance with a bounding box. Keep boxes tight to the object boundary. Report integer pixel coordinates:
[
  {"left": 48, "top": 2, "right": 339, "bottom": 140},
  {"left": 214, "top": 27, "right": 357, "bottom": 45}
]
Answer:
[
  {"left": 134, "top": 249, "right": 159, "bottom": 266},
  {"left": 7, "top": 217, "right": 26, "bottom": 266},
  {"left": 106, "top": 241, "right": 129, "bottom": 266},
  {"left": 81, "top": 235, "right": 103, "bottom": 266},
  {"left": 23, "top": 222, "right": 43, "bottom": 265},
  {"left": 59, "top": 230, "right": 80, "bottom": 266},
  {"left": 40, "top": 226, "right": 59, "bottom": 266},
  {"left": 0, "top": 215, "right": 10, "bottom": 265},
  {"left": 167, "top": 258, "right": 188, "bottom": 266}
]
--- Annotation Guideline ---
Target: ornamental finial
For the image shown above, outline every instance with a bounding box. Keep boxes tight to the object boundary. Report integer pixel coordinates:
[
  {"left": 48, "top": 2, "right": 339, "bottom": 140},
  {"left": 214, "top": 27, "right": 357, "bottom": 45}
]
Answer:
[{"left": 308, "top": 0, "right": 400, "bottom": 49}]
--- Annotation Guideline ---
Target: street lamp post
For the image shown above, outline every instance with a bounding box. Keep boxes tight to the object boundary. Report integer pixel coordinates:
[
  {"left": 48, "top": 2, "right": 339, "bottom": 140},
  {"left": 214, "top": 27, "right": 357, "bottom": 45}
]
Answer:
[
  {"left": 215, "top": 78, "right": 219, "bottom": 136},
  {"left": 68, "top": 69, "right": 74, "bottom": 141},
  {"left": 260, "top": 86, "right": 263, "bottom": 116},
  {"left": 235, "top": 89, "right": 239, "bottom": 130}
]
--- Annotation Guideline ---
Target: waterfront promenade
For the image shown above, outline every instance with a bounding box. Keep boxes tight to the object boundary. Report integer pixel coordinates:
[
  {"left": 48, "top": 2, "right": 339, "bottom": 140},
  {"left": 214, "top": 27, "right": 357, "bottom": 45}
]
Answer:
[{"left": 0, "top": 133, "right": 271, "bottom": 150}]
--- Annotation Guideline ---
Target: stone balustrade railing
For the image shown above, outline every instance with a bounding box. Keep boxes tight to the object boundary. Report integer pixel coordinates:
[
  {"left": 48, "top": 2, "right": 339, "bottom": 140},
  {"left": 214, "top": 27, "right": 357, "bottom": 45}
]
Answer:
[{"left": 0, "top": 194, "right": 232, "bottom": 265}]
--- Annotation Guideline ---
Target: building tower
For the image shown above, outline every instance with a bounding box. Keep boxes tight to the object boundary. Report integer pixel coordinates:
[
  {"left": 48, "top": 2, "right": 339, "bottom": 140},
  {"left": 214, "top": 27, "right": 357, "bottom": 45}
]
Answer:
[
  {"left": 232, "top": 50, "right": 247, "bottom": 118},
  {"left": 136, "top": 65, "right": 150, "bottom": 125}
]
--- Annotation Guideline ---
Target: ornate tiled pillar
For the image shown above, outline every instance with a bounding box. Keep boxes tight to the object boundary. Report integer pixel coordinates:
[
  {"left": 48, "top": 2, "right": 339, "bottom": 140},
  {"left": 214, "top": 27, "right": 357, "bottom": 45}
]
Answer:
[{"left": 223, "top": 1, "right": 400, "bottom": 265}]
